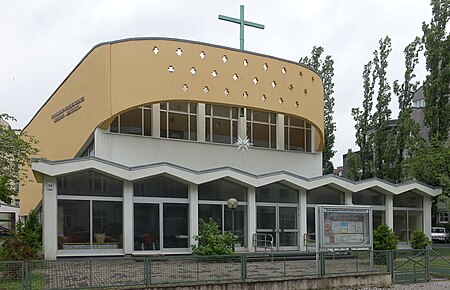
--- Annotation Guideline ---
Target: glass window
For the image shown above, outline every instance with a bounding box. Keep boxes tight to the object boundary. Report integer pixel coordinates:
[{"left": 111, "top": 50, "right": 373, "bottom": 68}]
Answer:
[
  {"left": 284, "top": 115, "right": 312, "bottom": 152},
  {"left": 0, "top": 213, "right": 15, "bottom": 231},
  {"left": 58, "top": 171, "right": 123, "bottom": 197},
  {"left": 256, "top": 183, "right": 298, "bottom": 203},
  {"left": 439, "top": 212, "right": 449, "bottom": 223},
  {"left": 307, "top": 186, "right": 344, "bottom": 205},
  {"left": 224, "top": 206, "right": 247, "bottom": 247},
  {"left": 57, "top": 200, "right": 90, "bottom": 250},
  {"left": 134, "top": 176, "right": 188, "bottom": 198},
  {"left": 198, "top": 179, "right": 247, "bottom": 201},
  {"left": 393, "top": 210, "right": 423, "bottom": 243},
  {"left": 144, "top": 108, "right": 151, "bottom": 136},
  {"left": 205, "top": 104, "right": 238, "bottom": 144},
  {"left": 92, "top": 201, "right": 123, "bottom": 249},
  {"left": 110, "top": 117, "right": 119, "bottom": 133},
  {"left": 199, "top": 204, "right": 222, "bottom": 227},
  {"left": 247, "top": 109, "right": 277, "bottom": 149},
  {"left": 134, "top": 203, "right": 160, "bottom": 251},
  {"left": 353, "top": 189, "right": 385, "bottom": 206},
  {"left": 393, "top": 191, "right": 423, "bottom": 208},
  {"left": 163, "top": 203, "right": 189, "bottom": 248},
  {"left": 120, "top": 109, "right": 142, "bottom": 135},
  {"left": 373, "top": 210, "right": 385, "bottom": 230},
  {"left": 160, "top": 102, "right": 197, "bottom": 141}
]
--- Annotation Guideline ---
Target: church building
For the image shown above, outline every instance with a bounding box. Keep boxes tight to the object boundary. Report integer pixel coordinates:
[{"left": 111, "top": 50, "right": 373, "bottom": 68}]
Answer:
[{"left": 20, "top": 38, "right": 440, "bottom": 260}]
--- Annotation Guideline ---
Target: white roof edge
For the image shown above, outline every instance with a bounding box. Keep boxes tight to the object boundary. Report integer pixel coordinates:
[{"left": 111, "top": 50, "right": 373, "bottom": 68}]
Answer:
[{"left": 32, "top": 158, "right": 442, "bottom": 197}]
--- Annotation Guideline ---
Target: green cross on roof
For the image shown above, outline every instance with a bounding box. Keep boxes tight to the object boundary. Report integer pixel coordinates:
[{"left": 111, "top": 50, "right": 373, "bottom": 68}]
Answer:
[{"left": 218, "top": 5, "right": 265, "bottom": 50}]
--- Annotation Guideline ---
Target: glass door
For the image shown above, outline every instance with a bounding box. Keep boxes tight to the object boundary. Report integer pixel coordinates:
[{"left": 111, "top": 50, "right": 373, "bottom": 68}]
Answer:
[
  {"left": 256, "top": 205, "right": 299, "bottom": 250},
  {"left": 134, "top": 203, "right": 160, "bottom": 251}
]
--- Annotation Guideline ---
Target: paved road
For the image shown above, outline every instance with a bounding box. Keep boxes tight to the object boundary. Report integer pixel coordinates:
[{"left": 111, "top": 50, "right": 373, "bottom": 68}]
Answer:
[{"left": 359, "top": 280, "right": 450, "bottom": 290}]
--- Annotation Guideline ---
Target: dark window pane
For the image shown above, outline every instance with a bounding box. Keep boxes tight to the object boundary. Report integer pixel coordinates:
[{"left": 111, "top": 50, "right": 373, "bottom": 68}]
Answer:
[
  {"left": 290, "top": 117, "right": 304, "bottom": 127},
  {"left": 306, "top": 129, "right": 311, "bottom": 152},
  {"left": 225, "top": 206, "right": 247, "bottom": 247},
  {"left": 58, "top": 200, "right": 90, "bottom": 250},
  {"left": 160, "top": 111, "right": 167, "bottom": 137},
  {"left": 353, "top": 189, "right": 385, "bottom": 205},
  {"left": 134, "top": 176, "right": 188, "bottom": 198},
  {"left": 253, "top": 110, "right": 269, "bottom": 122},
  {"left": 169, "top": 102, "right": 188, "bottom": 112},
  {"left": 205, "top": 117, "right": 211, "bottom": 141},
  {"left": 168, "top": 112, "right": 188, "bottom": 140},
  {"left": 92, "top": 201, "right": 123, "bottom": 249},
  {"left": 144, "top": 109, "right": 151, "bottom": 136},
  {"left": 270, "top": 125, "right": 277, "bottom": 148},
  {"left": 394, "top": 191, "right": 423, "bottom": 208},
  {"left": 257, "top": 206, "right": 276, "bottom": 229},
  {"left": 163, "top": 203, "right": 189, "bottom": 248},
  {"left": 307, "top": 186, "right": 344, "bottom": 205},
  {"left": 58, "top": 171, "right": 123, "bottom": 197},
  {"left": 110, "top": 117, "right": 118, "bottom": 133},
  {"left": 289, "top": 127, "right": 305, "bottom": 151},
  {"left": 199, "top": 179, "right": 247, "bottom": 201},
  {"left": 212, "top": 118, "right": 231, "bottom": 144},
  {"left": 256, "top": 183, "right": 298, "bottom": 203},
  {"left": 134, "top": 203, "right": 160, "bottom": 251},
  {"left": 213, "top": 105, "right": 230, "bottom": 118},
  {"left": 120, "top": 109, "right": 142, "bottom": 135},
  {"left": 199, "top": 204, "right": 222, "bottom": 228},
  {"left": 190, "top": 115, "right": 197, "bottom": 141},
  {"left": 252, "top": 123, "right": 269, "bottom": 148}
]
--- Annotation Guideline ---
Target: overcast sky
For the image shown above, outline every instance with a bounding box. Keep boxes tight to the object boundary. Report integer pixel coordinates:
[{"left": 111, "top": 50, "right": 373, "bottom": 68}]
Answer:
[{"left": 0, "top": 0, "right": 433, "bottom": 166}]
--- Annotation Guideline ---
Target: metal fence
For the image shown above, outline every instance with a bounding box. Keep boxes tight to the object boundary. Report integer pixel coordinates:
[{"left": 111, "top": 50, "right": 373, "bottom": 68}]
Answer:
[{"left": 1, "top": 248, "right": 449, "bottom": 289}]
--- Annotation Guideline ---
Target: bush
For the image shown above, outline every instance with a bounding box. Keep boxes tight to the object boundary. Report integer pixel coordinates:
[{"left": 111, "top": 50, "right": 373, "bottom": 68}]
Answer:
[
  {"left": 373, "top": 224, "right": 398, "bottom": 251},
  {"left": 191, "top": 218, "right": 236, "bottom": 256},
  {"left": 373, "top": 224, "right": 398, "bottom": 265},
  {"left": 0, "top": 210, "right": 42, "bottom": 261},
  {"left": 410, "top": 230, "right": 431, "bottom": 250}
]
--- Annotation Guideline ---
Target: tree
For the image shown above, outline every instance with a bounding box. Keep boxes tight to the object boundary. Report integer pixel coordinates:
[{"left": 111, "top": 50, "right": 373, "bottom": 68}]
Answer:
[
  {"left": 191, "top": 218, "right": 236, "bottom": 256},
  {"left": 0, "top": 113, "right": 38, "bottom": 203},
  {"left": 392, "top": 37, "right": 424, "bottom": 183},
  {"left": 0, "top": 210, "right": 42, "bottom": 261},
  {"left": 299, "top": 47, "right": 336, "bottom": 174},
  {"left": 372, "top": 36, "right": 395, "bottom": 181},
  {"left": 422, "top": 0, "right": 450, "bottom": 144},
  {"left": 351, "top": 61, "right": 375, "bottom": 180}
]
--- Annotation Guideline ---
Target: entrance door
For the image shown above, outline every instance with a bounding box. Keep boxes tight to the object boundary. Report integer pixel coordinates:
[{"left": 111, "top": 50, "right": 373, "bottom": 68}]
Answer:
[{"left": 256, "top": 205, "right": 298, "bottom": 250}]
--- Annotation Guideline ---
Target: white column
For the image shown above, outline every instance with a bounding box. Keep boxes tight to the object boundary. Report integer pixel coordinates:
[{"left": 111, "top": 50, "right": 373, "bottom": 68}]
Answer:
[
  {"left": 151, "top": 103, "right": 160, "bottom": 137},
  {"left": 123, "top": 181, "right": 133, "bottom": 254},
  {"left": 276, "top": 113, "right": 284, "bottom": 150},
  {"left": 345, "top": 191, "right": 353, "bottom": 205},
  {"left": 423, "top": 196, "right": 432, "bottom": 239},
  {"left": 197, "top": 103, "right": 206, "bottom": 142},
  {"left": 385, "top": 194, "right": 394, "bottom": 229},
  {"left": 247, "top": 186, "right": 256, "bottom": 252},
  {"left": 43, "top": 176, "right": 57, "bottom": 260},
  {"left": 299, "top": 188, "right": 307, "bottom": 251},
  {"left": 189, "top": 184, "right": 199, "bottom": 248}
]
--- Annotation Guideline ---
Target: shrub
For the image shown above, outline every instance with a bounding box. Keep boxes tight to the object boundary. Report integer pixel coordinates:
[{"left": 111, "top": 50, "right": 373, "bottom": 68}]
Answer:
[
  {"left": 373, "top": 224, "right": 398, "bottom": 251},
  {"left": 410, "top": 230, "right": 431, "bottom": 250},
  {"left": 0, "top": 210, "right": 42, "bottom": 261},
  {"left": 373, "top": 224, "right": 398, "bottom": 265},
  {"left": 191, "top": 218, "right": 236, "bottom": 256}
]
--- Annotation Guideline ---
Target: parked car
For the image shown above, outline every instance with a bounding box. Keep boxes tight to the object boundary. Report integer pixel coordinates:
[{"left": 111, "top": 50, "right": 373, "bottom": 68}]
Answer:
[{"left": 431, "top": 227, "right": 450, "bottom": 243}]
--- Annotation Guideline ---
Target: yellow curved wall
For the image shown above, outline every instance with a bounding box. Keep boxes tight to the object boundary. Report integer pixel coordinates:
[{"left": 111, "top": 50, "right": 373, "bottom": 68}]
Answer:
[{"left": 20, "top": 38, "right": 324, "bottom": 215}]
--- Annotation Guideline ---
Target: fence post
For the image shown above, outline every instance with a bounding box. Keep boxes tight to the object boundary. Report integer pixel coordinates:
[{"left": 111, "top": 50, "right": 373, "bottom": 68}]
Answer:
[
  {"left": 388, "top": 250, "right": 394, "bottom": 280},
  {"left": 319, "top": 252, "right": 326, "bottom": 276},
  {"left": 240, "top": 255, "right": 247, "bottom": 281},
  {"left": 425, "top": 247, "right": 430, "bottom": 282},
  {"left": 22, "top": 261, "right": 28, "bottom": 290}
]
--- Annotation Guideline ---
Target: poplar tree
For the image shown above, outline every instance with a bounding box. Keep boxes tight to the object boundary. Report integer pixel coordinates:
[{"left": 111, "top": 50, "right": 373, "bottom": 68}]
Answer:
[
  {"left": 392, "top": 37, "right": 424, "bottom": 183},
  {"left": 351, "top": 61, "right": 375, "bottom": 180},
  {"left": 299, "top": 47, "right": 337, "bottom": 174},
  {"left": 422, "top": 0, "right": 450, "bottom": 144},
  {"left": 372, "top": 36, "right": 395, "bottom": 181}
]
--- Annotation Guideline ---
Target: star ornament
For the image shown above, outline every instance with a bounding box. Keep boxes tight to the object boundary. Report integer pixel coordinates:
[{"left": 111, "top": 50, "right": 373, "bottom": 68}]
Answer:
[{"left": 235, "top": 136, "right": 252, "bottom": 151}]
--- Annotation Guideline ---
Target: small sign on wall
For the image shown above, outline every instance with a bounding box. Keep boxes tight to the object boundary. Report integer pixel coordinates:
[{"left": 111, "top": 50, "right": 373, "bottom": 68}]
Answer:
[{"left": 46, "top": 182, "right": 54, "bottom": 191}]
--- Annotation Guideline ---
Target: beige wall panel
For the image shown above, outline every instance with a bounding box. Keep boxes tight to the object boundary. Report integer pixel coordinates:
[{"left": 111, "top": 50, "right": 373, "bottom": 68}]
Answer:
[
  {"left": 20, "top": 45, "right": 111, "bottom": 214},
  {"left": 109, "top": 39, "right": 324, "bottom": 147}
]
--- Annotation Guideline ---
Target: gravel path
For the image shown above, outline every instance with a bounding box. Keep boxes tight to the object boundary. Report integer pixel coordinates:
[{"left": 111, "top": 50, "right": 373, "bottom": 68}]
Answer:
[{"left": 359, "top": 280, "right": 450, "bottom": 290}]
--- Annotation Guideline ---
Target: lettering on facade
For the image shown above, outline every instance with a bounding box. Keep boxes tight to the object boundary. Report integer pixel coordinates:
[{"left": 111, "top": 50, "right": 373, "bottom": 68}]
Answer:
[{"left": 51, "top": 96, "right": 85, "bottom": 123}]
